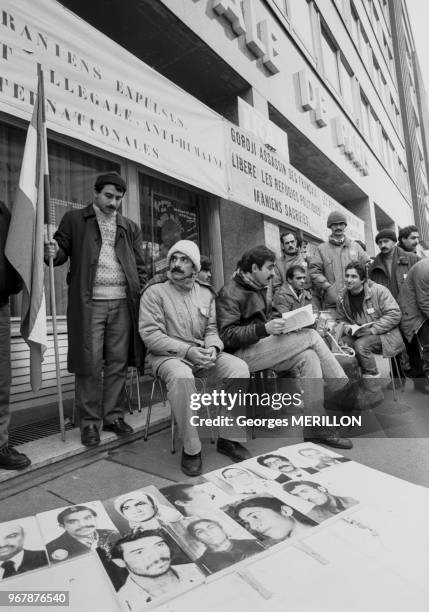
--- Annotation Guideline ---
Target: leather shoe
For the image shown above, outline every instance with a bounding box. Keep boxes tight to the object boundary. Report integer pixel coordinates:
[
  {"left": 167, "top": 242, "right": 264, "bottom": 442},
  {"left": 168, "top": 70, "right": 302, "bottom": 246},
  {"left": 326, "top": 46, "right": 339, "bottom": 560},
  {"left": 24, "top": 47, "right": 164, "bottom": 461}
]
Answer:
[
  {"left": 0, "top": 446, "right": 31, "bottom": 470},
  {"left": 81, "top": 425, "right": 100, "bottom": 447},
  {"left": 304, "top": 431, "right": 353, "bottom": 450},
  {"left": 103, "top": 418, "right": 134, "bottom": 436},
  {"left": 216, "top": 438, "right": 251, "bottom": 462},
  {"left": 181, "top": 450, "right": 202, "bottom": 477}
]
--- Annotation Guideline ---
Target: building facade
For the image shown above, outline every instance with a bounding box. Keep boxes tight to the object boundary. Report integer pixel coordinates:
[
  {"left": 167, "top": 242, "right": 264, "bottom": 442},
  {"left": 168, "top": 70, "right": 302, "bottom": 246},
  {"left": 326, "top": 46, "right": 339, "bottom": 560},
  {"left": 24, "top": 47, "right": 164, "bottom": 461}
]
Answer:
[
  {"left": 389, "top": 0, "right": 429, "bottom": 247},
  {"left": 0, "top": 0, "right": 421, "bottom": 420}
]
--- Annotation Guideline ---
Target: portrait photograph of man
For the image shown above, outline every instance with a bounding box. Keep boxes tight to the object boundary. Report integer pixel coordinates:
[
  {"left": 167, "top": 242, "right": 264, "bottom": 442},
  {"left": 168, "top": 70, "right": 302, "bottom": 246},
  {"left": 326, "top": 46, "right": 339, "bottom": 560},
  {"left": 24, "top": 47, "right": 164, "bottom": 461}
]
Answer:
[
  {"left": 281, "top": 444, "right": 351, "bottom": 471},
  {"left": 106, "top": 528, "right": 203, "bottom": 611},
  {"left": 253, "top": 453, "right": 319, "bottom": 483},
  {"left": 223, "top": 495, "right": 317, "bottom": 548},
  {"left": 186, "top": 518, "right": 264, "bottom": 573},
  {"left": 0, "top": 517, "right": 48, "bottom": 580},
  {"left": 160, "top": 480, "right": 231, "bottom": 517},
  {"left": 282, "top": 480, "right": 359, "bottom": 523},
  {"left": 37, "top": 501, "right": 118, "bottom": 564}
]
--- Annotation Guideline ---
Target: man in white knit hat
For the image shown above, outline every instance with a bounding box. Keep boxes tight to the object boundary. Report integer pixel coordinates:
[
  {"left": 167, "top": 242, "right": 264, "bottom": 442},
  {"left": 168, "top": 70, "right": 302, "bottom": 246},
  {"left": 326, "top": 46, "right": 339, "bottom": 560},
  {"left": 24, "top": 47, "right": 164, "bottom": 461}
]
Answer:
[{"left": 139, "top": 240, "right": 250, "bottom": 477}]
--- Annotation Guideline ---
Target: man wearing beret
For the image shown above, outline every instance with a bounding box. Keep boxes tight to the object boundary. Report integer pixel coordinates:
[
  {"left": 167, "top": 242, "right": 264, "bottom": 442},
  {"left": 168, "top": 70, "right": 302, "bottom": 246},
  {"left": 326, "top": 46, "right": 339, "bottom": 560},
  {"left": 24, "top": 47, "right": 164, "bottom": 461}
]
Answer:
[
  {"left": 309, "top": 211, "right": 369, "bottom": 309},
  {"left": 139, "top": 240, "right": 250, "bottom": 477},
  {"left": 369, "top": 229, "right": 420, "bottom": 387},
  {"left": 44, "top": 172, "right": 146, "bottom": 447}
]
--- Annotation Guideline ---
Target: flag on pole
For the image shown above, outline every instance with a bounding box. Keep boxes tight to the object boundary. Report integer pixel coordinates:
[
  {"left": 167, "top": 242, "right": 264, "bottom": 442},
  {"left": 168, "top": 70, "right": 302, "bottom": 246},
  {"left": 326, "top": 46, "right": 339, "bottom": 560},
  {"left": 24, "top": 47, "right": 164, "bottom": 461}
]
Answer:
[{"left": 5, "top": 68, "right": 50, "bottom": 391}]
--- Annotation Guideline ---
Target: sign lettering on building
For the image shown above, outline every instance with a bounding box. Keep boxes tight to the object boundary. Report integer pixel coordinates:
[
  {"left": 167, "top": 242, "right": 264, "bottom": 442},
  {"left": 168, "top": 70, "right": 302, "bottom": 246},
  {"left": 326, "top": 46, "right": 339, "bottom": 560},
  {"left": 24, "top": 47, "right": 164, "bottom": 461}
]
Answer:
[
  {"left": 207, "top": 0, "right": 280, "bottom": 74},
  {"left": 297, "top": 69, "right": 369, "bottom": 176},
  {"left": 226, "top": 122, "right": 365, "bottom": 241},
  {"left": 0, "top": 0, "right": 227, "bottom": 198}
]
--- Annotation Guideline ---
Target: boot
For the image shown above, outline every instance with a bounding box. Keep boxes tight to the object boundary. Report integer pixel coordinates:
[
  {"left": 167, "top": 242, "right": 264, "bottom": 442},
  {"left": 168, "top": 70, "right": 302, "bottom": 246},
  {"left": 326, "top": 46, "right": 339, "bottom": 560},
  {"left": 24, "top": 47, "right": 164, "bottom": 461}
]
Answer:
[{"left": 362, "top": 374, "right": 384, "bottom": 407}]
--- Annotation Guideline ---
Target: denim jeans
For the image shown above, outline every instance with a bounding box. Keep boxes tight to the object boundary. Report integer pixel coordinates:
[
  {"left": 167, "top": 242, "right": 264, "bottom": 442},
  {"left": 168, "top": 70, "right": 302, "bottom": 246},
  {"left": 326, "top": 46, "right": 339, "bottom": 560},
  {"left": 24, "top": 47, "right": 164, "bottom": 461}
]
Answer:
[
  {"left": 234, "top": 328, "right": 348, "bottom": 418},
  {"left": 158, "top": 353, "right": 249, "bottom": 455},
  {"left": 75, "top": 299, "right": 131, "bottom": 429},
  {"left": 0, "top": 303, "right": 11, "bottom": 450},
  {"left": 342, "top": 334, "right": 382, "bottom": 375}
]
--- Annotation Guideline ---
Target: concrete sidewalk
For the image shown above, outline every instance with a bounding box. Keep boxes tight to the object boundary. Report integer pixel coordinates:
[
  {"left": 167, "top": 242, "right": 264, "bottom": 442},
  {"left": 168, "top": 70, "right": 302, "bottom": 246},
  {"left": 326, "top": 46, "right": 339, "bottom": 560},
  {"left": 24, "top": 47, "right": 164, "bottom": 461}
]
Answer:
[{"left": 1, "top": 381, "right": 429, "bottom": 523}]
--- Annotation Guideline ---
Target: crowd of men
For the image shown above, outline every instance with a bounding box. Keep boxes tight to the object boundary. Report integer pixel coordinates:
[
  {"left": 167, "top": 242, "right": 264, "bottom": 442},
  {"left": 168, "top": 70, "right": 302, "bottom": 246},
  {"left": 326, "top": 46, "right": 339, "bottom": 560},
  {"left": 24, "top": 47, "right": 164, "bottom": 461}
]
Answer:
[{"left": 1, "top": 173, "right": 428, "bottom": 477}]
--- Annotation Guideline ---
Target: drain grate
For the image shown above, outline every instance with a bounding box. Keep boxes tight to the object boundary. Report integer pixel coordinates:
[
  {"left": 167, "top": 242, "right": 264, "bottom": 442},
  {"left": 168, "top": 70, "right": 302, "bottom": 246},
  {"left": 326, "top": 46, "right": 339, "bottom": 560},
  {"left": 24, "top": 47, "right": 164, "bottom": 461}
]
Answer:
[{"left": 9, "top": 417, "right": 74, "bottom": 447}]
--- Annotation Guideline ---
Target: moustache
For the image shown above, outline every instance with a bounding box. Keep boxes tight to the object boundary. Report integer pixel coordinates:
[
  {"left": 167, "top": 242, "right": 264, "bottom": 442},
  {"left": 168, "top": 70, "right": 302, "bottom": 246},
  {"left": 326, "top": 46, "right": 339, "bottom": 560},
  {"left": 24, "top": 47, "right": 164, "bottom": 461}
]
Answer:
[{"left": 149, "top": 556, "right": 170, "bottom": 569}]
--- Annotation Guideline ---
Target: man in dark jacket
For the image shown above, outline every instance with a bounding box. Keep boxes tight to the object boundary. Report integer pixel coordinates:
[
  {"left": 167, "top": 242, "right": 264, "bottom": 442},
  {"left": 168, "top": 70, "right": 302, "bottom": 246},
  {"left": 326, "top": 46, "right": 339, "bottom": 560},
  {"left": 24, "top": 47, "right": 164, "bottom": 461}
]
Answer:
[
  {"left": 44, "top": 173, "right": 146, "bottom": 447},
  {"left": 0, "top": 522, "right": 47, "bottom": 578},
  {"left": 273, "top": 264, "right": 315, "bottom": 314},
  {"left": 309, "top": 210, "right": 369, "bottom": 309},
  {"left": 369, "top": 229, "right": 419, "bottom": 382},
  {"left": 216, "top": 245, "right": 352, "bottom": 450},
  {"left": 369, "top": 229, "right": 419, "bottom": 299},
  {"left": 337, "top": 262, "right": 404, "bottom": 405},
  {"left": 46, "top": 505, "right": 117, "bottom": 563},
  {"left": 0, "top": 201, "right": 31, "bottom": 470},
  {"left": 399, "top": 258, "right": 429, "bottom": 394}
]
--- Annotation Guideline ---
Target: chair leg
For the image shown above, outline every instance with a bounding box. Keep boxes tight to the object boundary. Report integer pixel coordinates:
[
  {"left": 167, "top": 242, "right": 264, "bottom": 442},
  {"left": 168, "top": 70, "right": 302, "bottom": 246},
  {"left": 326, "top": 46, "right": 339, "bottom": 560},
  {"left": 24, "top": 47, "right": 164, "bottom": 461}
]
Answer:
[
  {"left": 135, "top": 370, "right": 142, "bottom": 413},
  {"left": 129, "top": 368, "right": 134, "bottom": 405},
  {"left": 171, "top": 410, "right": 176, "bottom": 454},
  {"left": 392, "top": 355, "right": 405, "bottom": 392},
  {"left": 145, "top": 379, "right": 156, "bottom": 441},
  {"left": 389, "top": 360, "right": 398, "bottom": 402},
  {"left": 125, "top": 385, "right": 133, "bottom": 414},
  {"left": 71, "top": 396, "right": 76, "bottom": 428},
  {"left": 158, "top": 378, "right": 167, "bottom": 407}
]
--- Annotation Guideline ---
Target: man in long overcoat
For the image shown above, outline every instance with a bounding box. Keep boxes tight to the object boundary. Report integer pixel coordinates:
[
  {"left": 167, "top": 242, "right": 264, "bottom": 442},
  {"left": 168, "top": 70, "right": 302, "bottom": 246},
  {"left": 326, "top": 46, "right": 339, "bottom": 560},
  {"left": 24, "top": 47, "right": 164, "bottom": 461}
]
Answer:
[{"left": 45, "top": 172, "right": 146, "bottom": 446}]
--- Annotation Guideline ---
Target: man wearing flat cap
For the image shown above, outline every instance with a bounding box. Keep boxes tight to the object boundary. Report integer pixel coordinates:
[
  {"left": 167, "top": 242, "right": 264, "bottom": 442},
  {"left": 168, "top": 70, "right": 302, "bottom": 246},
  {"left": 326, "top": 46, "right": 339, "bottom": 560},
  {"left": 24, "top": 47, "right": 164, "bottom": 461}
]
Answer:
[
  {"left": 44, "top": 172, "right": 146, "bottom": 447},
  {"left": 139, "top": 240, "right": 250, "bottom": 477},
  {"left": 310, "top": 210, "right": 369, "bottom": 309}
]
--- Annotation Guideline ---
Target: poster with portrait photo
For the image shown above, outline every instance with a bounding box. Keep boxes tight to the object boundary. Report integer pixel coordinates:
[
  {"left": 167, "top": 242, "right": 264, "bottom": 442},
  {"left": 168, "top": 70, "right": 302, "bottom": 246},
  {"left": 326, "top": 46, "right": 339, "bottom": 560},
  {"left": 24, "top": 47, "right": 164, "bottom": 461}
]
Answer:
[
  {"left": 160, "top": 478, "right": 233, "bottom": 517},
  {"left": 103, "top": 485, "right": 183, "bottom": 535},
  {"left": 222, "top": 493, "right": 317, "bottom": 550},
  {"left": 163, "top": 507, "right": 265, "bottom": 576},
  {"left": 276, "top": 443, "right": 352, "bottom": 472},
  {"left": 245, "top": 450, "right": 320, "bottom": 484},
  {"left": 205, "top": 464, "right": 276, "bottom": 500},
  {"left": 37, "top": 500, "right": 119, "bottom": 565},
  {"left": 275, "top": 478, "right": 359, "bottom": 524},
  {"left": 0, "top": 515, "right": 48, "bottom": 582},
  {"left": 98, "top": 526, "right": 204, "bottom": 612}
]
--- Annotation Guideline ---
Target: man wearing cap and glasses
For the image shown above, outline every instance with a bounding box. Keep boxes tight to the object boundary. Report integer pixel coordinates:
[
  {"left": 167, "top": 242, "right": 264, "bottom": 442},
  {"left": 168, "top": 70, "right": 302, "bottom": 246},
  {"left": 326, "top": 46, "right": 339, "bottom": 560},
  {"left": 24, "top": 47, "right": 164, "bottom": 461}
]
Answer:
[
  {"left": 44, "top": 172, "right": 146, "bottom": 447},
  {"left": 310, "top": 211, "right": 369, "bottom": 310}
]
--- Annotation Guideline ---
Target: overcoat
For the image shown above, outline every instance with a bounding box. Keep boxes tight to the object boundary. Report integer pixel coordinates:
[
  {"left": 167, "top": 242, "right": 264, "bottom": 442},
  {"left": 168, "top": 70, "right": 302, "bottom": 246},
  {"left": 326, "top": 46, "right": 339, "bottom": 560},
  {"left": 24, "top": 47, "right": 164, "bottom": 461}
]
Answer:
[{"left": 53, "top": 204, "right": 146, "bottom": 375}]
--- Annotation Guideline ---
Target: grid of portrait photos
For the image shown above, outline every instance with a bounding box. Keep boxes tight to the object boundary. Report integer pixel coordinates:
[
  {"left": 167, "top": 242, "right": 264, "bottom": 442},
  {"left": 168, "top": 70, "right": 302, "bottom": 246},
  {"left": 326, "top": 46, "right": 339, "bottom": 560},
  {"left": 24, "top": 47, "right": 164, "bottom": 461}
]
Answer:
[{"left": 0, "top": 443, "right": 363, "bottom": 612}]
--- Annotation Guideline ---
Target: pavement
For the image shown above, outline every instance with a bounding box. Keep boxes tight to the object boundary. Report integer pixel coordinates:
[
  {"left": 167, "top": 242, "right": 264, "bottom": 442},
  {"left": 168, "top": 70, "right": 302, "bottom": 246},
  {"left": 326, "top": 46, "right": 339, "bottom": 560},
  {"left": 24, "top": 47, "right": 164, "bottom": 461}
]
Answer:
[{"left": 1, "top": 379, "right": 429, "bottom": 523}]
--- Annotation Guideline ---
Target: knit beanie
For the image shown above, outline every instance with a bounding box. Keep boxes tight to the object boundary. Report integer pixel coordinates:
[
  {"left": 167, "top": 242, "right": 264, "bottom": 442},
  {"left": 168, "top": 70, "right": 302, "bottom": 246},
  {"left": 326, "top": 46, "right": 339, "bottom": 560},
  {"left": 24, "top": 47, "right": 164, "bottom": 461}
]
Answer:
[
  {"left": 94, "top": 171, "right": 127, "bottom": 193},
  {"left": 375, "top": 229, "right": 397, "bottom": 244},
  {"left": 167, "top": 240, "right": 201, "bottom": 272},
  {"left": 327, "top": 210, "right": 347, "bottom": 227}
]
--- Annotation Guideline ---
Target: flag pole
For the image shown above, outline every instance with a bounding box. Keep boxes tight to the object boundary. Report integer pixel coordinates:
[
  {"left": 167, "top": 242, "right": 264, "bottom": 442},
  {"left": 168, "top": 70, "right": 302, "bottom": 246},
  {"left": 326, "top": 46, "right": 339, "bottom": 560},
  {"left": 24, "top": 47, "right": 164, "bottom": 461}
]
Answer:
[{"left": 39, "top": 68, "right": 66, "bottom": 441}]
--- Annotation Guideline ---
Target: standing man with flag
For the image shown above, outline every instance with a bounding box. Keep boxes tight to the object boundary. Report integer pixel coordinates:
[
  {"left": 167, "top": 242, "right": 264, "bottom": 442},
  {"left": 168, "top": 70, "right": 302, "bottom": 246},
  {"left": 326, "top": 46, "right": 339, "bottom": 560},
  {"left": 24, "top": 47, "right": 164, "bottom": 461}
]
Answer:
[
  {"left": 0, "top": 201, "right": 31, "bottom": 470},
  {"left": 44, "top": 172, "right": 146, "bottom": 448}
]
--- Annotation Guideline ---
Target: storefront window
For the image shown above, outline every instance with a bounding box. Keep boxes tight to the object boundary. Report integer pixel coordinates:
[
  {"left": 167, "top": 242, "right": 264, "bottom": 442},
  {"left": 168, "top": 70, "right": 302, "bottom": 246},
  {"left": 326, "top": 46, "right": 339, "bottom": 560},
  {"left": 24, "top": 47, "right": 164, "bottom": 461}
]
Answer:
[
  {"left": 0, "top": 121, "right": 120, "bottom": 316},
  {"left": 139, "top": 174, "right": 199, "bottom": 279}
]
